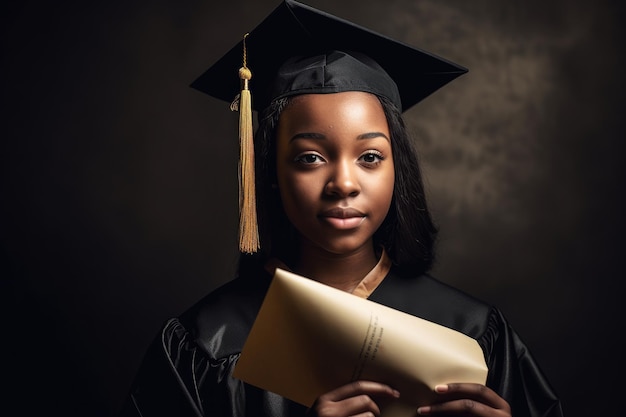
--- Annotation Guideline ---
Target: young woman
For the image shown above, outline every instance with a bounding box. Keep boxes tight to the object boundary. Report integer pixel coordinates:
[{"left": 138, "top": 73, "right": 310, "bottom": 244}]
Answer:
[{"left": 121, "top": 1, "right": 563, "bottom": 416}]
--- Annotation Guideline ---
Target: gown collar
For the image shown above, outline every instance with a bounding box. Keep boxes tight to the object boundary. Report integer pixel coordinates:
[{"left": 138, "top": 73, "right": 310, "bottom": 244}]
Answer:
[{"left": 264, "top": 249, "right": 392, "bottom": 299}]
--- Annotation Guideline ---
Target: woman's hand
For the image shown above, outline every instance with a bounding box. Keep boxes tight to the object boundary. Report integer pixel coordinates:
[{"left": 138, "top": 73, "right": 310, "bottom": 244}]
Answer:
[
  {"left": 306, "top": 380, "right": 400, "bottom": 417},
  {"left": 417, "top": 383, "right": 511, "bottom": 416}
]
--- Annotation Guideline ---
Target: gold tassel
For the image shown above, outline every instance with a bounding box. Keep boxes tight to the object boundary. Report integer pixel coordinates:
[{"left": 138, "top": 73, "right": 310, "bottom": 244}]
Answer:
[{"left": 235, "top": 33, "right": 259, "bottom": 253}]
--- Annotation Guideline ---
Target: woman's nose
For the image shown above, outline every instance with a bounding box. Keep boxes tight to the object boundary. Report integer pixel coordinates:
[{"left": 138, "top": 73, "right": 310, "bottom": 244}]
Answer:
[{"left": 324, "top": 160, "right": 361, "bottom": 197}]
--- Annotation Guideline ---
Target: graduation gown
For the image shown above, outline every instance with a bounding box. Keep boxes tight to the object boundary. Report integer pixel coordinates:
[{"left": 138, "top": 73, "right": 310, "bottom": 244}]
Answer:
[{"left": 120, "top": 265, "right": 563, "bottom": 417}]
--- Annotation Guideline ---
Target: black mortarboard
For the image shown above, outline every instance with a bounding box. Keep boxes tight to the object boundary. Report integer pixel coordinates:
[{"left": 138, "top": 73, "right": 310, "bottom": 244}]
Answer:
[
  {"left": 190, "top": 0, "right": 467, "bottom": 254},
  {"left": 191, "top": 0, "right": 467, "bottom": 113}
]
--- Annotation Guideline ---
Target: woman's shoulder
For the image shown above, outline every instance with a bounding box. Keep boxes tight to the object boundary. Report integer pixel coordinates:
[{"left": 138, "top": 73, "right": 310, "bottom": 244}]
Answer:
[
  {"left": 169, "top": 267, "right": 272, "bottom": 359},
  {"left": 371, "top": 270, "right": 497, "bottom": 339},
  {"left": 122, "top": 272, "right": 272, "bottom": 417}
]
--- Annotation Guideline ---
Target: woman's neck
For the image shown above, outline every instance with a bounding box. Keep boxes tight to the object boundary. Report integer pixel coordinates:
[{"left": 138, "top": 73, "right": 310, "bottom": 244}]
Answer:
[{"left": 293, "top": 243, "right": 379, "bottom": 292}]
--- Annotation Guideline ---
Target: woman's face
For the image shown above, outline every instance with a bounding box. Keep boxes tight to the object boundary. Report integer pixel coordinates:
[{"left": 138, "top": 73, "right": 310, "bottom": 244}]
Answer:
[{"left": 276, "top": 91, "right": 395, "bottom": 256}]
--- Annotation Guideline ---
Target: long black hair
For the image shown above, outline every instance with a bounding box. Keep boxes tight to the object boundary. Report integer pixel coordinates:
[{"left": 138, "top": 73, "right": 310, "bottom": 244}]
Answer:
[{"left": 239, "top": 95, "right": 438, "bottom": 277}]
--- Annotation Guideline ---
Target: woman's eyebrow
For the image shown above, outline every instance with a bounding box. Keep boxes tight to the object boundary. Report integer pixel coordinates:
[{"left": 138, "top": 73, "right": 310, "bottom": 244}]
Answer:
[
  {"left": 357, "top": 132, "right": 390, "bottom": 142},
  {"left": 289, "top": 132, "right": 390, "bottom": 142},
  {"left": 289, "top": 132, "right": 326, "bottom": 142}
]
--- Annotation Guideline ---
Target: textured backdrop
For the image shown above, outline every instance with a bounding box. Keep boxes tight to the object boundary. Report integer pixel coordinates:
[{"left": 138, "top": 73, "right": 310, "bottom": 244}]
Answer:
[{"left": 3, "top": 1, "right": 625, "bottom": 416}]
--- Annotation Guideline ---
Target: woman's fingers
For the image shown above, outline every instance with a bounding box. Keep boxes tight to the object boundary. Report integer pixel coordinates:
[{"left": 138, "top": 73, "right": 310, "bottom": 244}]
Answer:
[
  {"left": 319, "top": 381, "right": 400, "bottom": 402},
  {"left": 308, "top": 381, "right": 400, "bottom": 417},
  {"left": 417, "top": 384, "right": 511, "bottom": 416},
  {"left": 438, "top": 383, "right": 509, "bottom": 409}
]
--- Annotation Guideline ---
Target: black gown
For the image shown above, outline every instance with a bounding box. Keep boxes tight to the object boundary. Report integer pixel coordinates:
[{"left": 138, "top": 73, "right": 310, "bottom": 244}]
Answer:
[{"left": 120, "top": 264, "right": 563, "bottom": 417}]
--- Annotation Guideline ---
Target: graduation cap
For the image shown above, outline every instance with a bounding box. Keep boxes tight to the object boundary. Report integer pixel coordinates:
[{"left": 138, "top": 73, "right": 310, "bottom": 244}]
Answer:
[{"left": 191, "top": 0, "right": 467, "bottom": 254}]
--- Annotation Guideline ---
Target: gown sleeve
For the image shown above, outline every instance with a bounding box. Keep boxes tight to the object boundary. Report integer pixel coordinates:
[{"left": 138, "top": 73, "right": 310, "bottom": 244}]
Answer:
[
  {"left": 479, "top": 308, "right": 564, "bottom": 417},
  {"left": 119, "top": 318, "right": 245, "bottom": 417}
]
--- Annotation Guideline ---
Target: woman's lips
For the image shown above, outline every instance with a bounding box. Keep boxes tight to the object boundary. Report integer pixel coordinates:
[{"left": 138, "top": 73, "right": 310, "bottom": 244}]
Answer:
[{"left": 319, "top": 208, "right": 366, "bottom": 229}]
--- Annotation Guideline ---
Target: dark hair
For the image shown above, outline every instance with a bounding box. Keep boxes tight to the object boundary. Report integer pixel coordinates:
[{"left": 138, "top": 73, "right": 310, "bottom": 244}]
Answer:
[{"left": 239, "top": 95, "right": 438, "bottom": 277}]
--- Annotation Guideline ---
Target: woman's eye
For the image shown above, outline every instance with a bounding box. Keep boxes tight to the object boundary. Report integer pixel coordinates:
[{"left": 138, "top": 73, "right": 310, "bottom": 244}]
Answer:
[
  {"left": 359, "top": 151, "right": 384, "bottom": 165},
  {"left": 294, "top": 153, "right": 324, "bottom": 165}
]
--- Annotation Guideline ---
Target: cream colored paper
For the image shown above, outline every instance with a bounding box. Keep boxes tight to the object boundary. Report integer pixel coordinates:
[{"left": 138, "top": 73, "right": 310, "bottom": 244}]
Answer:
[{"left": 233, "top": 268, "right": 488, "bottom": 416}]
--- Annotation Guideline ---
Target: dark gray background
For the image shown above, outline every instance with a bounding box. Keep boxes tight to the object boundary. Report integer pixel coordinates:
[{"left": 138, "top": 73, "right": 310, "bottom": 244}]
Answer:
[{"left": 2, "top": 1, "right": 624, "bottom": 416}]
